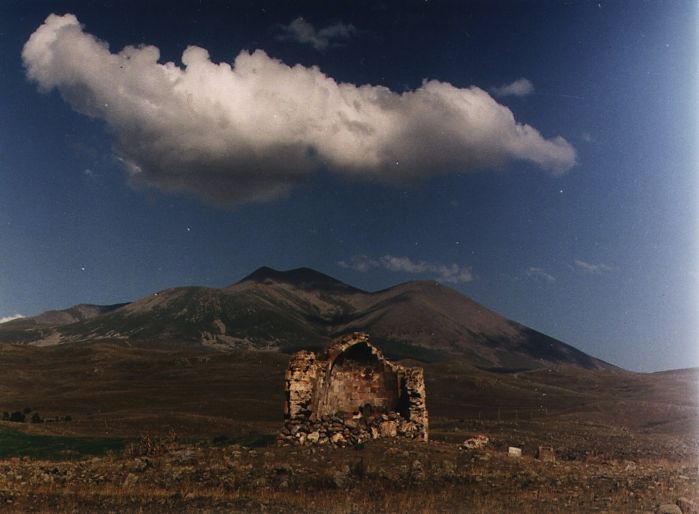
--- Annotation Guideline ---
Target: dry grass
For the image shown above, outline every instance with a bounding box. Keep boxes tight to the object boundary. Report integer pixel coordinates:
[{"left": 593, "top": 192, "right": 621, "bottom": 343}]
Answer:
[
  {"left": 3, "top": 476, "right": 697, "bottom": 514},
  {"left": 0, "top": 435, "right": 695, "bottom": 513},
  {"left": 0, "top": 344, "right": 695, "bottom": 512}
]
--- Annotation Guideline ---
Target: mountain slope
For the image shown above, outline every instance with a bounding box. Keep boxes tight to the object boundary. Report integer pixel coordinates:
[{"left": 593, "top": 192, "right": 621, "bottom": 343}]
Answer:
[{"left": 0, "top": 267, "right": 612, "bottom": 369}]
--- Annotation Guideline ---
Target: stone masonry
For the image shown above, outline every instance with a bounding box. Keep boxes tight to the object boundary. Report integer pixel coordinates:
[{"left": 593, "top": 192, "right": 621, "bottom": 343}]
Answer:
[{"left": 278, "top": 333, "right": 428, "bottom": 446}]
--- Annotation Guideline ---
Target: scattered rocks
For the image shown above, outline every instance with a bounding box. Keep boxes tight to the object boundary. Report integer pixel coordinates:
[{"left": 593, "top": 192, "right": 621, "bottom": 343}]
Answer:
[
  {"left": 127, "top": 457, "right": 150, "bottom": 472},
  {"left": 123, "top": 473, "right": 139, "bottom": 487},
  {"left": 277, "top": 410, "right": 426, "bottom": 447},
  {"left": 460, "top": 434, "right": 489, "bottom": 450}
]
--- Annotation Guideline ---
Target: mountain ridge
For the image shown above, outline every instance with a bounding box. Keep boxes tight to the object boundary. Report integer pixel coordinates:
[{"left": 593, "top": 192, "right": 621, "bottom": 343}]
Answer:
[{"left": 0, "top": 266, "right": 612, "bottom": 370}]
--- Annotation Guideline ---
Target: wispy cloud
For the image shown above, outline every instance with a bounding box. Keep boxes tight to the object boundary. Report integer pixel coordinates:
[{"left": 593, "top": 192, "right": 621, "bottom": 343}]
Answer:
[
  {"left": 526, "top": 267, "right": 556, "bottom": 282},
  {"left": 574, "top": 259, "right": 615, "bottom": 274},
  {"left": 277, "top": 17, "right": 356, "bottom": 50},
  {"left": 337, "top": 255, "right": 379, "bottom": 273},
  {"left": 0, "top": 314, "right": 24, "bottom": 324},
  {"left": 22, "top": 14, "right": 576, "bottom": 207},
  {"left": 490, "top": 78, "right": 534, "bottom": 97},
  {"left": 338, "top": 255, "right": 473, "bottom": 283}
]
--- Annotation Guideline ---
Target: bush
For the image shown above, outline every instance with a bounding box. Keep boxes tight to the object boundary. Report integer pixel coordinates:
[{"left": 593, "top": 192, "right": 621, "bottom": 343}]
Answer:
[
  {"left": 212, "top": 434, "right": 230, "bottom": 445},
  {"left": 9, "top": 411, "right": 25, "bottom": 423},
  {"left": 125, "top": 430, "right": 178, "bottom": 457},
  {"left": 30, "top": 413, "right": 43, "bottom": 424}
]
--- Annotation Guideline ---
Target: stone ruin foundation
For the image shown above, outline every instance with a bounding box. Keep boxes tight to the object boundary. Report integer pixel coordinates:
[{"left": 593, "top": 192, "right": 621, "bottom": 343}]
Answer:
[{"left": 277, "top": 333, "right": 428, "bottom": 447}]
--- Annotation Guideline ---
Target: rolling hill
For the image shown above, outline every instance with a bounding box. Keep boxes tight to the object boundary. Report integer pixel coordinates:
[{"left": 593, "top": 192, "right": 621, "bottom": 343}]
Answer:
[{"left": 0, "top": 266, "right": 611, "bottom": 370}]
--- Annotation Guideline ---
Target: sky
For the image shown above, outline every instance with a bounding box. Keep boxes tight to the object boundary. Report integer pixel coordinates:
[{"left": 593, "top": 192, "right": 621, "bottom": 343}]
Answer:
[{"left": 0, "top": 1, "right": 696, "bottom": 372}]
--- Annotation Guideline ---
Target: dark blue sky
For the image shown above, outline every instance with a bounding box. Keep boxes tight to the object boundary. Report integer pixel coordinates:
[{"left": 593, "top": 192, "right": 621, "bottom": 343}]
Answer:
[{"left": 1, "top": 1, "right": 696, "bottom": 371}]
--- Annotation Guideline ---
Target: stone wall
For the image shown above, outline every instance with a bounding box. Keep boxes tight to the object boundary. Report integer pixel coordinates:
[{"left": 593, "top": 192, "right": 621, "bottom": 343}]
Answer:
[
  {"left": 284, "top": 350, "right": 318, "bottom": 419},
  {"left": 278, "top": 333, "right": 428, "bottom": 446}
]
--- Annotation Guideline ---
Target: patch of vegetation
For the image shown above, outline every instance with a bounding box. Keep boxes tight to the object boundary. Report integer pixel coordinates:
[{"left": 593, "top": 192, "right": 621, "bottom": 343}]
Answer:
[
  {"left": 211, "top": 432, "right": 276, "bottom": 448},
  {"left": 363, "top": 337, "right": 449, "bottom": 363},
  {"left": 0, "top": 321, "right": 50, "bottom": 344},
  {"left": 0, "top": 426, "right": 124, "bottom": 460},
  {"left": 479, "top": 367, "right": 532, "bottom": 374}
]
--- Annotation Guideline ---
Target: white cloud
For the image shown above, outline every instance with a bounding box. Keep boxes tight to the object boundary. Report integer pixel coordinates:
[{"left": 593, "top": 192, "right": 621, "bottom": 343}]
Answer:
[
  {"left": 338, "top": 255, "right": 473, "bottom": 283},
  {"left": 23, "top": 14, "right": 576, "bottom": 206},
  {"left": 526, "top": 267, "right": 556, "bottom": 282},
  {"left": 490, "top": 78, "right": 535, "bottom": 97},
  {"left": 277, "top": 17, "right": 356, "bottom": 50},
  {"left": 0, "top": 314, "right": 24, "bottom": 324},
  {"left": 574, "top": 259, "right": 615, "bottom": 274},
  {"left": 337, "top": 255, "right": 379, "bottom": 273}
]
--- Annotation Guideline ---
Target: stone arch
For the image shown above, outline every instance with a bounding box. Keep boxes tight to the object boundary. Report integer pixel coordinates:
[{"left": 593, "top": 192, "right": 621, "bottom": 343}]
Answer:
[
  {"left": 316, "top": 340, "right": 400, "bottom": 417},
  {"left": 281, "top": 333, "right": 429, "bottom": 444}
]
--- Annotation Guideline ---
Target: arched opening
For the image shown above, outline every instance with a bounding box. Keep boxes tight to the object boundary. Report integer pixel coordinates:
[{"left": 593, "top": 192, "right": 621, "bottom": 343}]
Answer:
[{"left": 320, "top": 342, "right": 399, "bottom": 417}]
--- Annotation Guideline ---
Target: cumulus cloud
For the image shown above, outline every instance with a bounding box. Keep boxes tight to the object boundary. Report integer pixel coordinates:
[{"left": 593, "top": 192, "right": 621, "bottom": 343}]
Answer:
[
  {"left": 23, "top": 14, "right": 576, "bottom": 206},
  {"left": 0, "top": 314, "right": 24, "bottom": 324},
  {"left": 490, "top": 78, "right": 535, "bottom": 97},
  {"left": 337, "top": 255, "right": 473, "bottom": 283},
  {"left": 277, "top": 17, "right": 356, "bottom": 50},
  {"left": 526, "top": 267, "right": 556, "bottom": 282},
  {"left": 574, "top": 259, "right": 615, "bottom": 274}
]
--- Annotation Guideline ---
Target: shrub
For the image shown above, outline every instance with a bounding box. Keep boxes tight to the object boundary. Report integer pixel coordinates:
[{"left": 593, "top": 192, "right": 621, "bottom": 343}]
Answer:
[
  {"left": 9, "top": 411, "right": 25, "bottom": 423},
  {"left": 212, "top": 434, "right": 230, "bottom": 445},
  {"left": 124, "top": 430, "right": 178, "bottom": 457}
]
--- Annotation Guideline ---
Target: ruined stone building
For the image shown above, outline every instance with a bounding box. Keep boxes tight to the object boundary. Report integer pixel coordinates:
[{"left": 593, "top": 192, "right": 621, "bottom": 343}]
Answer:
[{"left": 278, "top": 333, "right": 428, "bottom": 446}]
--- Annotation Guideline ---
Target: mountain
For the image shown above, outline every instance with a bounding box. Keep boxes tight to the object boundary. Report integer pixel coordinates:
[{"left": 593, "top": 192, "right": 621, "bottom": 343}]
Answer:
[
  {"left": 31, "top": 303, "right": 129, "bottom": 325},
  {"left": 0, "top": 267, "right": 611, "bottom": 369}
]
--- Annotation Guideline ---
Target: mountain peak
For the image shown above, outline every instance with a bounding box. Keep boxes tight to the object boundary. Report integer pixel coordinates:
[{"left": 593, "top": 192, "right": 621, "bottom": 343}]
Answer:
[{"left": 236, "top": 266, "right": 363, "bottom": 293}]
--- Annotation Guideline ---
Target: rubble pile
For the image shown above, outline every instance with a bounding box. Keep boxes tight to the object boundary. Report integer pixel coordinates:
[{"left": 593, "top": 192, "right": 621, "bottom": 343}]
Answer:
[{"left": 277, "top": 410, "right": 426, "bottom": 447}]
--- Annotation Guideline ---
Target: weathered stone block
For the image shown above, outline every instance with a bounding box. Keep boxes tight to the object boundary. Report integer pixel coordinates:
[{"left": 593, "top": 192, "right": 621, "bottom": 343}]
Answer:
[
  {"left": 508, "top": 446, "right": 522, "bottom": 457},
  {"left": 537, "top": 446, "right": 556, "bottom": 462}
]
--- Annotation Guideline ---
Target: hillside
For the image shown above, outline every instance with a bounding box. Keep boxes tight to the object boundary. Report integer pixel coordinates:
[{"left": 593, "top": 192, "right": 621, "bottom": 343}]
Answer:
[{"left": 0, "top": 266, "right": 610, "bottom": 370}]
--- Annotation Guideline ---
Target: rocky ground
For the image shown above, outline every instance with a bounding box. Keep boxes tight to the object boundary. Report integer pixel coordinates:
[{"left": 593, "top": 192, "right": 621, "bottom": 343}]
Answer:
[{"left": 0, "top": 430, "right": 696, "bottom": 513}]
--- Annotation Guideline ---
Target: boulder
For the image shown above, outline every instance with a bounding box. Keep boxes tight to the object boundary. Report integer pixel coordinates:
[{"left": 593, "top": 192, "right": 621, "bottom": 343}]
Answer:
[
  {"left": 677, "top": 498, "right": 698, "bottom": 514},
  {"left": 657, "top": 504, "right": 683, "bottom": 514}
]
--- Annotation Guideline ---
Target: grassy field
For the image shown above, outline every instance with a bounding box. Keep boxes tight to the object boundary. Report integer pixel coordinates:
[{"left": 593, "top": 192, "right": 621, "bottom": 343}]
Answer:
[
  {"left": 0, "top": 426, "right": 124, "bottom": 460},
  {"left": 0, "top": 342, "right": 695, "bottom": 440}
]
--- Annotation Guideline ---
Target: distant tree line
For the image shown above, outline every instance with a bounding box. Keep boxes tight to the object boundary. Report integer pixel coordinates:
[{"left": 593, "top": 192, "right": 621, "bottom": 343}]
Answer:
[{"left": 1, "top": 407, "right": 72, "bottom": 424}]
